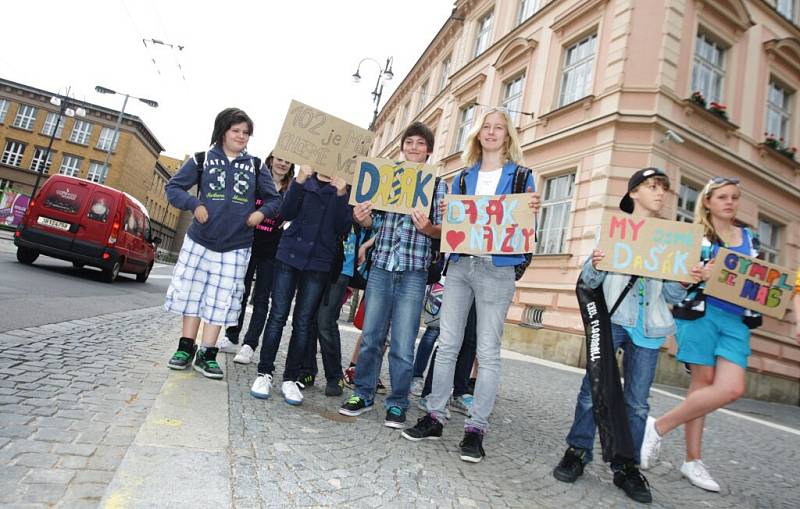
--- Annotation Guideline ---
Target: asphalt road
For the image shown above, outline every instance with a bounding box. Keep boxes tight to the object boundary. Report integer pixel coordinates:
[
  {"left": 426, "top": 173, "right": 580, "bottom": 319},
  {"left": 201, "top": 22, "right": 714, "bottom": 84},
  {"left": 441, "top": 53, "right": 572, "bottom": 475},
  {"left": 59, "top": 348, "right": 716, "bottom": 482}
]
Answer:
[{"left": 0, "top": 236, "right": 172, "bottom": 332}]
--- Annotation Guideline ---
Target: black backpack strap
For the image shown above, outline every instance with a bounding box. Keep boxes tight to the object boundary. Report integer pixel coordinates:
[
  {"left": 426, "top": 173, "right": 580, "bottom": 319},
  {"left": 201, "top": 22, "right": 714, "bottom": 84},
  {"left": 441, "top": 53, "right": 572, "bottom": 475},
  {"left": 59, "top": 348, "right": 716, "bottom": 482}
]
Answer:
[
  {"left": 609, "top": 276, "right": 638, "bottom": 316},
  {"left": 194, "top": 151, "right": 206, "bottom": 197},
  {"left": 459, "top": 171, "right": 467, "bottom": 194},
  {"left": 512, "top": 165, "right": 531, "bottom": 194},
  {"left": 428, "top": 177, "right": 441, "bottom": 222}
]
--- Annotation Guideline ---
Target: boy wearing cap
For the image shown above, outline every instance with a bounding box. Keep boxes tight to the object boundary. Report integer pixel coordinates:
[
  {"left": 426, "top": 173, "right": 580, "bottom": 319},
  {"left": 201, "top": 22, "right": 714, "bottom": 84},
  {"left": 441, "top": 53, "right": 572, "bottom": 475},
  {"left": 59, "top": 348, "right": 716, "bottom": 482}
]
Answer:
[{"left": 552, "top": 168, "right": 702, "bottom": 503}]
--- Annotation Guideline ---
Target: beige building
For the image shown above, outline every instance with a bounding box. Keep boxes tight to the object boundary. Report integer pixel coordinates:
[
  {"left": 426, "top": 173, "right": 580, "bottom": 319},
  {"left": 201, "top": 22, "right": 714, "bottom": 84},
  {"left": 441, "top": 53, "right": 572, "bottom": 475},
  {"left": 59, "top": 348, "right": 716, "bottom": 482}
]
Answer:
[{"left": 370, "top": 0, "right": 800, "bottom": 403}]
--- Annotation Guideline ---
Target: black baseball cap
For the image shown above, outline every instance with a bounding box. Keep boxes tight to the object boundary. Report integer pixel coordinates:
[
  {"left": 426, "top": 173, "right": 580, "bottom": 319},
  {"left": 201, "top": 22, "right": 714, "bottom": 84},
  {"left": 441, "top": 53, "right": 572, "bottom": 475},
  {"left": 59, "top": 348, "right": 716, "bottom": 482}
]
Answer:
[{"left": 619, "top": 167, "right": 669, "bottom": 213}]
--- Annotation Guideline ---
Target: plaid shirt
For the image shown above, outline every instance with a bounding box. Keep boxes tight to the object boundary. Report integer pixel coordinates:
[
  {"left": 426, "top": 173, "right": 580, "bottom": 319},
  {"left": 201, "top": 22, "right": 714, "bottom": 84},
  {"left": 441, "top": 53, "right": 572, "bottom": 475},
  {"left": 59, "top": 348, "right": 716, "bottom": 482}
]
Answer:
[{"left": 370, "top": 179, "right": 447, "bottom": 272}]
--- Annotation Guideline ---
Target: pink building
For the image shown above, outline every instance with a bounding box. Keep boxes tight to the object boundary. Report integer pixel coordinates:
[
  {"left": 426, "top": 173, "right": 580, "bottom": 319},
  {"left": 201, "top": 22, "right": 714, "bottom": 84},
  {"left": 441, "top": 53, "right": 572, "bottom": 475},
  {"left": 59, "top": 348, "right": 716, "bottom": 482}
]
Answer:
[{"left": 370, "top": 0, "right": 800, "bottom": 403}]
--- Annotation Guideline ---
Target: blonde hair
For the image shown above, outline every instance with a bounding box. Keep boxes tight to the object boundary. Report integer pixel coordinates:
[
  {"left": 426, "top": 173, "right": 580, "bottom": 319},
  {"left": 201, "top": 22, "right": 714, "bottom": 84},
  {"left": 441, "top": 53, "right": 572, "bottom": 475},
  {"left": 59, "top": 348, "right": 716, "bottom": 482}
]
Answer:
[
  {"left": 694, "top": 178, "right": 740, "bottom": 244},
  {"left": 462, "top": 107, "right": 524, "bottom": 167}
]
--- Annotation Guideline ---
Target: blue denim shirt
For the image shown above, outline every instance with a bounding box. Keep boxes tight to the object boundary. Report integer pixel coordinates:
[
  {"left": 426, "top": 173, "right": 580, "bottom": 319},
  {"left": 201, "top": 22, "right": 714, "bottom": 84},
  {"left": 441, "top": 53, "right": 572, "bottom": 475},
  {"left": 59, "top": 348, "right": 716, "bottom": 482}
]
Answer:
[{"left": 580, "top": 260, "right": 687, "bottom": 337}]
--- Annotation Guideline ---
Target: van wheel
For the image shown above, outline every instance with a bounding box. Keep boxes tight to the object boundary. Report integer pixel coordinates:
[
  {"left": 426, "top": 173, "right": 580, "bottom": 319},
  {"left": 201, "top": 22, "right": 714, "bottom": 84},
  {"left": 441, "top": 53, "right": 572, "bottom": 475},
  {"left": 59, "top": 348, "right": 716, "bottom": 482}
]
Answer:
[
  {"left": 103, "top": 261, "right": 121, "bottom": 283},
  {"left": 72, "top": 262, "right": 84, "bottom": 269},
  {"left": 17, "top": 247, "right": 39, "bottom": 265},
  {"left": 136, "top": 263, "right": 152, "bottom": 283}
]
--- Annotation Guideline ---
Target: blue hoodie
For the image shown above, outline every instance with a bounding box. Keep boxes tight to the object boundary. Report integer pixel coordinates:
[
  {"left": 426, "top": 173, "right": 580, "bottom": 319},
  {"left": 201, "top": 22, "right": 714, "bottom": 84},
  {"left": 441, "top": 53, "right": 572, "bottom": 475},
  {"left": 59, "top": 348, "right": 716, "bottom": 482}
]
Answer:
[{"left": 166, "top": 145, "right": 281, "bottom": 252}]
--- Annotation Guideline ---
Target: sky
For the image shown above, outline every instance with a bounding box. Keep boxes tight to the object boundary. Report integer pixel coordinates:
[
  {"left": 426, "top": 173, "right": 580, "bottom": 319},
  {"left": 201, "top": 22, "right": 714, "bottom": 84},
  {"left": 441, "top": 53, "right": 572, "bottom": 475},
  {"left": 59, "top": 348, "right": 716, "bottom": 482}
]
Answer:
[{"left": 1, "top": 0, "right": 455, "bottom": 159}]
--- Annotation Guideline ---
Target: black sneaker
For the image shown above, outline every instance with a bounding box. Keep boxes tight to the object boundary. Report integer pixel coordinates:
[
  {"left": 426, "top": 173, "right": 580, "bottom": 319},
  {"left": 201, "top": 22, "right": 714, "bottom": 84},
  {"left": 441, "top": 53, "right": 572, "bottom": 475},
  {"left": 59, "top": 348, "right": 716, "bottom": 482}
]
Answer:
[
  {"left": 168, "top": 337, "right": 197, "bottom": 370},
  {"left": 193, "top": 347, "right": 223, "bottom": 379},
  {"left": 613, "top": 463, "right": 653, "bottom": 504},
  {"left": 384, "top": 406, "right": 406, "bottom": 429},
  {"left": 376, "top": 378, "right": 387, "bottom": 395},
  {"left": 339, "top": 395, "right": 373, "bottom": 416},
  {"left": 553, "top": 447, "right": 587, "bottom": 483},
  {"left": 299, "top": 374, "right": 315, "bottom": 389},
  {"left": 401, "top": 414, "right": 443, "bottom": 441},
  {"left": 325, "top": 378, "right": 344, "bottom": 397},
  {"left": 459, "top": 429, "right": 486, "bottom": 463}
]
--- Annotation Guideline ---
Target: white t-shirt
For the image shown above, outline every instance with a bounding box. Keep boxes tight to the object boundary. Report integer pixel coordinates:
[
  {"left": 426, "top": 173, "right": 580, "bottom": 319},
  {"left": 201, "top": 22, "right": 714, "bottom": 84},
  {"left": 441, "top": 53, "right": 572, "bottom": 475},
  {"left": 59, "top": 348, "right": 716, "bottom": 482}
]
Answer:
[{"left": 475, "top": 167, "right": 502, "bottom": 195}]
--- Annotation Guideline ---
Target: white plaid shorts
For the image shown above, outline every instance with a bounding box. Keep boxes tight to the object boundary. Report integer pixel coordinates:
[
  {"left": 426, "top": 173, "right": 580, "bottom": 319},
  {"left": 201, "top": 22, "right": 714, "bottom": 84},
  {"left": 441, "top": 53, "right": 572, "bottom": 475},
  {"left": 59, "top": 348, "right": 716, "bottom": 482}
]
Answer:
[{"left": 163, "top": 236, "right": 251, "bottom": 326}]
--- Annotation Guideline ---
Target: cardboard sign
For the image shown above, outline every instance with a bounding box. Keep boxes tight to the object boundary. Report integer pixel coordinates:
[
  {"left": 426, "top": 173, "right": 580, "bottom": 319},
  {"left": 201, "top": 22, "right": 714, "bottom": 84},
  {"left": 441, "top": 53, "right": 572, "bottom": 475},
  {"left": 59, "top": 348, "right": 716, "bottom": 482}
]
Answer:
[
  {"left": 704, "top": 248, "right": 795, "bottom": 319},
  {"left": 349, "top": 157, "right": 438, "bottom": 215},
  {"left": 272, "top": 100, "right": 374, "bottom": 181},
  {"left": 596, "top": 213, "right": 703, "bottom": 283},
  {"left": 441, "top": 194, "right": 536, "bottom": 254}
]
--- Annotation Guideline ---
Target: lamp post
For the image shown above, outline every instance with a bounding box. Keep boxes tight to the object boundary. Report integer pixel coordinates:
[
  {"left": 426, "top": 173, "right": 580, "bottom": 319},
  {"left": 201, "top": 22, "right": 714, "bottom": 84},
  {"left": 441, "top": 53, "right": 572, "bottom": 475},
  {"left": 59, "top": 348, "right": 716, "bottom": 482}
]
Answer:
[
  {"left": 94, "top": 86, "right": 159, "bottom": 177},
  {"left": 351, "top": 56, "right": 394, "bottom": 130},
  {"left": 28, "top": 89, "right": 87, "bottom": 206}
]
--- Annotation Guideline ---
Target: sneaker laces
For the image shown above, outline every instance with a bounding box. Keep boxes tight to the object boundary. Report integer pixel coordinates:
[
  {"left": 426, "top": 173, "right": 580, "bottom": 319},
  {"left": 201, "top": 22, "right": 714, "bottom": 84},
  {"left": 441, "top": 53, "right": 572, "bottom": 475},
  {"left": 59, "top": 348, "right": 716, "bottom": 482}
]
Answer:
[
  {"left": 346, "top": 395, "right": 363, "bottom": 405},
  {"left": 388, "top": 406, "right": 403, "bottom": 417},
  {"left": 691, "top": 460, "right": 713, "bottom": 480},
  {"left": 172, "top": 351, "right": 191, "bottom": 361},
  {"left": 624, "top": 465, "right": 651, "bottom": 491},
  {"left": 293, "top": 381, "right": 305, "bottom": 390}
]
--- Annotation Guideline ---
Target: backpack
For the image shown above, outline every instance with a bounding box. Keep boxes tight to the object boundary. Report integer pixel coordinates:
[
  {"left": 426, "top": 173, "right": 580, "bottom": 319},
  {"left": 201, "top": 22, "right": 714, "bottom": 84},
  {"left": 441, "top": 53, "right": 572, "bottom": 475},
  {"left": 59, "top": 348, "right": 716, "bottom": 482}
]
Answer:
[
  {"left": 192, "top": 151, "right": 262, "bottom": 199},
  {"left": 457, "top": 165, "right": 534, "bottom": 281},
  {"left": 427, "top": 177, "right": 444, "bottom": 284}
]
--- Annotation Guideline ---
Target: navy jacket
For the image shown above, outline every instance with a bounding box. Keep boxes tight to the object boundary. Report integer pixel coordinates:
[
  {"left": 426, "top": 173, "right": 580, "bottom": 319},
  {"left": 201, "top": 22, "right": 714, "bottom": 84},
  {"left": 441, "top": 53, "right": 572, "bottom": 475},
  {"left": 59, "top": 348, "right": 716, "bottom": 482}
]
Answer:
[
  {"left": 276, "top": 175, "right": 352, "bottom": 272},
  {"left": 166, "top": 145, "right": 280, "bottom": 252}
]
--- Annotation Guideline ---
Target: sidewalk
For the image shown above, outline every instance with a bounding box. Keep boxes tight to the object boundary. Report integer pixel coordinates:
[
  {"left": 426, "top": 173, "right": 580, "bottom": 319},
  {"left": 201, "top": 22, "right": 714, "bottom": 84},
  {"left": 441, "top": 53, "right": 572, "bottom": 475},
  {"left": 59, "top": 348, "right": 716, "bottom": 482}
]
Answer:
[{"left": 1, "top": 308, "right": 798, "bottom": 508}]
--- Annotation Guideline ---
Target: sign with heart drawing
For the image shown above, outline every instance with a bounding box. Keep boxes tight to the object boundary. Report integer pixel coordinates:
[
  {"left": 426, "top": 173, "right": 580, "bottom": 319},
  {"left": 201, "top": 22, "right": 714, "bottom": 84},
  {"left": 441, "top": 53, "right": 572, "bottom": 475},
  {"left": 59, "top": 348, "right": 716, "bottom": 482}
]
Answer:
[{"left": 441, "top": 193, "right": 536, "bottom": 254}]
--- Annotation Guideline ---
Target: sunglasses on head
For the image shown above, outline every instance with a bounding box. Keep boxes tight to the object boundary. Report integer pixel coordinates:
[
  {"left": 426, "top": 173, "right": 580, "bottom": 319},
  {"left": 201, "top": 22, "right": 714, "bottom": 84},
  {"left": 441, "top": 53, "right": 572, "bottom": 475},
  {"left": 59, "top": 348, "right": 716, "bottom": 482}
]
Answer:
[{"left": 709, "top": 176, "right": 740, "bottom": 186}]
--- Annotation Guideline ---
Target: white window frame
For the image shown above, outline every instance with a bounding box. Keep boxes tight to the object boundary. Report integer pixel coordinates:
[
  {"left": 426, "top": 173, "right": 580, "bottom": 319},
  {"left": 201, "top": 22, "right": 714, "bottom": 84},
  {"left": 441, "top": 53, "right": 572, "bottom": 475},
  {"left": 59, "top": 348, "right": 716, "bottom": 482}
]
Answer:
[
  {"left": 691, "top": 32, "right": 726, "bottom": 104},
  {"left": 69, "top": 120, "right": 93, "bottom": 145},
  {"left": 766, "top": 79, "right": 792, "bottom": 142},
  {"left": 87, "top": 162, "right": 109, "bottom": 184},
  {"left": 439, "top": 56, "right": 451, "bottom": 93},
  {"left": 417, "top": 79, "right": 429, "bottom": 114},
  {"left": 502, "top": 75, "right": 526, "bottom": 123},
  {"left": 536, "top": 173, "right": 575, "bottom": 254},
  {"left": 474, "top": 11, "right": 494, "bottom": 58},
  {"left": 41, "top": 112, "right": 65, "bottom": 138},
  {"left": 517, "top": 0, "right": 540, "bottom": 25},
  {"left": 97, "top": 127, "right": 119, "bottom": 152},
  {"left": 757, "top": 217, "right": 781, "bottom": 264},
  {"left": 30, "top": 147, "right": 53, "bottom": 174},
  {"left": 399, "top": 102, "right": 410, "bottom": 129},
  {"left": 59, "top": 155, "right": 83, "bottom": 177},
  {"left": 2, "top": 140, "right": 26, "bottom": 167},
  {"left": 454, "top": 103, "right": 476, "bottom": 153},
  {"left": 559, "top": 34, "right": 597, "bottom": 107},
  {"left": 12, "top": 104, "right": 37, "bottom": 130},
  {"left": 676, "top": 181, "right": 701, "bottom": 223},
  {"left": 0, "top": 99, "right": 9, "bottom": 123}
]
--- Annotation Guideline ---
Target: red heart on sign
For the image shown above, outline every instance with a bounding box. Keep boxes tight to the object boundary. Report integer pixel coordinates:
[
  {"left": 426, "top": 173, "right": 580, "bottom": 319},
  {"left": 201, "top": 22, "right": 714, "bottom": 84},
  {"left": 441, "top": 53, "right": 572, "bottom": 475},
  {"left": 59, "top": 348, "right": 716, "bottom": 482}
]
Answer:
[{"left": 446, "top": 230, "right": 466, "bottom": 251}]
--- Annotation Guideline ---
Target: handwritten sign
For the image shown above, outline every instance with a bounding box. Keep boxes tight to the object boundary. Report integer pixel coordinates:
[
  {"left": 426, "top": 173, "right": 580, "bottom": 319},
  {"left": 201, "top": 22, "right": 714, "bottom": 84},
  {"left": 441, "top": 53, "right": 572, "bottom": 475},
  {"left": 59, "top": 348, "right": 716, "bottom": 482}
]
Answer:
[
  {"left": 442, "top": 194, "right": 535, "bottom": 254},
  {"left": 349, "top": 157, "right": 438, "bottom": 215},
  {"left": 704, "top": 248, "right": 795, "bottom": 319},
  {"left": 272, "top": 100, "right": 374, "bottom": 181},
  {"left": 596, "top": 213, "right": 703, "bottom": 283}
]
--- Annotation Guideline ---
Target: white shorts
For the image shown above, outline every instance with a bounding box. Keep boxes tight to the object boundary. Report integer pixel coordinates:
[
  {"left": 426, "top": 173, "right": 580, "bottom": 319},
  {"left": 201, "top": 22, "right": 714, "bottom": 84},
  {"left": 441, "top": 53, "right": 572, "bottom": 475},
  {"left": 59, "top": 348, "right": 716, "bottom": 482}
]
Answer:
[{"left": 163, "top": 236, "right": 251, "bottom": 326}]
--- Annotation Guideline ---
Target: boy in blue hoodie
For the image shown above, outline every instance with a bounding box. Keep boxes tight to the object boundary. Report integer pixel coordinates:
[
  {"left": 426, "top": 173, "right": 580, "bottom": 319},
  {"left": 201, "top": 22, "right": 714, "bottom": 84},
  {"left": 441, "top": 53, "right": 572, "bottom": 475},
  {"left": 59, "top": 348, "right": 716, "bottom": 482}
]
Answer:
[{"left": 164, "top": 108, "right": 280, "bottom": 379}]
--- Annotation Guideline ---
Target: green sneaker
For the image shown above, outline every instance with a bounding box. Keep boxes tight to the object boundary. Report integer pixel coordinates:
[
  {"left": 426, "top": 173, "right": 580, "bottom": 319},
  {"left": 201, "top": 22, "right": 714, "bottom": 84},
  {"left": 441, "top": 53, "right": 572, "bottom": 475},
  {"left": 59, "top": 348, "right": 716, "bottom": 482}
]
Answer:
[
  {"left": 299, "top": 374, "right": 315, "bottom": 389},
  {"left": 194, "top": 347, "right": 223, "bottom": 379},
  {"left": 168, "top": 338, "right": 197, "bottom": 370},
  {"left": 338, "top": 395, "right": 373, "bottom": 416}
]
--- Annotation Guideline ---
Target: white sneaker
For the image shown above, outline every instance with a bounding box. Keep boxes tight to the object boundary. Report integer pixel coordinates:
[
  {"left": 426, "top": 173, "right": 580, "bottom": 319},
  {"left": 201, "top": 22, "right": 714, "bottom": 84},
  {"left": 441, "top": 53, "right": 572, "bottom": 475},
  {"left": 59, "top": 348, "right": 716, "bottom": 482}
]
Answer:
[
  {"left": 410, "top": 377, "right": 424, "bottom": 397},
  {"left": 640, "top": 416, "right": 662, "bottom": 470},
  {"left": 216, "top": 336, "right": 238, "bottom": 354},
  {"left": 250, "top": 374, "right": 272, "bottom": 399},
  {"left": 234, "top": 344, "right": 255, "bottom": 364},
  {"left": 281, "top": 381, "right": 304, "bottom": 406},
  {"left": 680, "top": 460, "right": 720, "bottom": 492}
]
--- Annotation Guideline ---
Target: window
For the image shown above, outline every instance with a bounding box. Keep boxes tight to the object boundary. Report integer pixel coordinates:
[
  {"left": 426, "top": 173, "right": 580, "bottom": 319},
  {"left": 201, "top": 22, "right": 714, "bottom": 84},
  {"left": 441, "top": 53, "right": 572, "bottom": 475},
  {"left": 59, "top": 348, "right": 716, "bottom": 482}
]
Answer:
[
  {"left": 676, "top": 181, "right": 700, "bottom": 223},
  {"left": 776, "top": 0, "right": 795, "bottom": 20},
  {"left": 559, "top": 34, "right": 597, "bottom": 106},
  {"left": 757, "top": 217, "right": 781, "bottom": 264},
  {"left": 454, "top": 103, "right": 476, "bottom": 153},
  {"left": 474, "top": 11, "right": 494, "bottom": 57},
  {"left": 87, "top": 162, "right": 108, "bottom": 184},
  {"left": 691, "top": 33, "right": 725, "bottom": 104},
  {"left": 417, "top": 79, "right": 429, "bottom": 114},
  {"left": 766, "top": 80, "right": 792, "bottom": 142},
  {"left": 439, "top": 55, "right": 451, "bottom": 93},
  {"left": 41, "top": 112, "right": 65, "bottom": 138},
  {"left": 1, "top": 140, "right": 26, "bottom": 167},
  {"left": 30, "top": 148, "right": 53, "bottom": 174},
  {"left": 97, "top": 127, "right": 119, "bottom": 152},
  {"left": 536, "top": 173, "right": 575, "bottom": 254},
  {"left": 0, "top": 178, "right": 11, "bottom": 190},
  {"left": 59, "top": 155, "right": 82, "bottom": 176},
  {"left": 502, "top": 75, "right": 525, "bottom": 123},
  {"left": 517, "top": 0, "right": 540, "bottom": 25},
  {"left": 0, "top": 99, "right": 9, "bottom": 123},
  {"left": 385, "top": 119, "right": 395, "bottom": 145},
  {"left": 12, "top": 104, "right": 37, "bottom": 130},
  {"left": 399, "top": 102, "right": 410, "bottom": 129},
  {"left": 69, "top": 120, "right": 93, "bottom": 145}
]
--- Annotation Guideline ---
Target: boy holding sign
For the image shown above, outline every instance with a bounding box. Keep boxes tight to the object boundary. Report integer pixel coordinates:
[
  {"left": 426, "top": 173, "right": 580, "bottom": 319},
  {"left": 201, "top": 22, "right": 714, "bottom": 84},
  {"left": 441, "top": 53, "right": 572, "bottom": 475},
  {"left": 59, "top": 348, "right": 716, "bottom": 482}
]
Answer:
[{"left": 554, "top": 168, "right": 703, "bottom": 503}]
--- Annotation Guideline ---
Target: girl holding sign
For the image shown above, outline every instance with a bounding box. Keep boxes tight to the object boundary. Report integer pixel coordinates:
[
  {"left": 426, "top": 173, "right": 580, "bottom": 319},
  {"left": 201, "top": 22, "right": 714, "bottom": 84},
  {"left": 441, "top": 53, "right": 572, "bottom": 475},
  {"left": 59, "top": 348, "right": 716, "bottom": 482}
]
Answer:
[
  {"left": 640, "top": 177, "right": 759, "bottom": 492},
  {"left": 402, "top": 107, "right": 540, "bottom": 463}
]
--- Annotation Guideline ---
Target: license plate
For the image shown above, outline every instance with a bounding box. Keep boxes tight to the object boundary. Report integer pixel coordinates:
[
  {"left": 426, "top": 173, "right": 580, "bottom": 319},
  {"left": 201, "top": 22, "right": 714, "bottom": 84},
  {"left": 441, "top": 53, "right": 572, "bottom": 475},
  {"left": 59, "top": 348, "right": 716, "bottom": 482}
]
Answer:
[{"left": 37, "top": 216, "right": 71, "bottom": 231}]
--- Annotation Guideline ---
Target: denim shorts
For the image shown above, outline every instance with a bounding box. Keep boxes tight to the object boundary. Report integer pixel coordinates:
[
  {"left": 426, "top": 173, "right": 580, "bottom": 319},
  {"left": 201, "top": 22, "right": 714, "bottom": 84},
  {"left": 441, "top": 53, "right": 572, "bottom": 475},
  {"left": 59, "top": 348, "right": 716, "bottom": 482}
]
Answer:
[{"left": 675, "top": 304, "right": 751, "bottom": 369}]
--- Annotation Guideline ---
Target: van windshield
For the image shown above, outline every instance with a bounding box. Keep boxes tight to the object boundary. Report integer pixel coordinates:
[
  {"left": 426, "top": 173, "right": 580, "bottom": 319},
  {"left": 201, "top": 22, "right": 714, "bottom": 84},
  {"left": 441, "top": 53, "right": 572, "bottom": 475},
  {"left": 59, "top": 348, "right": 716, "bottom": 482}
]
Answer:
[{"left": 43, "top": 182, "right": 89, "bottom": 215}]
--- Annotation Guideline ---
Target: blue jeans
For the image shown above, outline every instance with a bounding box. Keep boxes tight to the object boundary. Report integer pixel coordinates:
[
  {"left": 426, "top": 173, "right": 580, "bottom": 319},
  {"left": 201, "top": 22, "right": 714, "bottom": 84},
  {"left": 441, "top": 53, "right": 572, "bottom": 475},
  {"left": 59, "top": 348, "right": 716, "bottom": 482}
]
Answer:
[
  {"left": 257, "top": 260, "right": 328, "bottom": 381},
  {"left": 353, "top": 266, "right": 427, "bottom": 410},
  {"left": 565, "top": 323, "right": 660, "bottom": 464},
  {"left": 413, "top": 325, "right": 439, "bottom": 379},
  {"left": 241, "top": 257, "right": 276, "bottom": 349},
  {"left": 302, "top": 273, "right": 350, "bottom": 382}
]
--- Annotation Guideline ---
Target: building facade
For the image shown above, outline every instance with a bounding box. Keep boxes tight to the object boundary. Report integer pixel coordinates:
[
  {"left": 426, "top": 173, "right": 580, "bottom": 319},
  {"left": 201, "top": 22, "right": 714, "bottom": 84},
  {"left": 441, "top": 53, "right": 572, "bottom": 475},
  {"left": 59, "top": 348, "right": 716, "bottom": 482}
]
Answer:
[
  {"left": 144, "top": 154, "right": 185, "bottom": 253},
  {"left": 370, "top": 0, "right": 800, "bottom": 403}
]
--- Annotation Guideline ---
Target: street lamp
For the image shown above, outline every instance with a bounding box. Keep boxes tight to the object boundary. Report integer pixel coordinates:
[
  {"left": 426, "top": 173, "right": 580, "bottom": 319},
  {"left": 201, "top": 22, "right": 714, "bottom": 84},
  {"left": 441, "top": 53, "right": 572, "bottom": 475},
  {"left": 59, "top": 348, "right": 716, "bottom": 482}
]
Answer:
[
  {"left": 28, "top": 89, "right": 87, "bottom": 206},
  {"left": 351, "top": 56, "right": 394, "bottom": 130},
  {"left": 94, "top": 85, "right": 159, "bottom": 176}
]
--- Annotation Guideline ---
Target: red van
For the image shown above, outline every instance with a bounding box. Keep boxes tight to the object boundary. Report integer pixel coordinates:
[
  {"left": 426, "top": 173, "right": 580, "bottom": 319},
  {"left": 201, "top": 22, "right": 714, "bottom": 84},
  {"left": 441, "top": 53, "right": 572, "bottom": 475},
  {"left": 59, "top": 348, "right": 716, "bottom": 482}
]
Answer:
[{"left": 14, "top": 175, "right": 161, "bottom": 283}]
